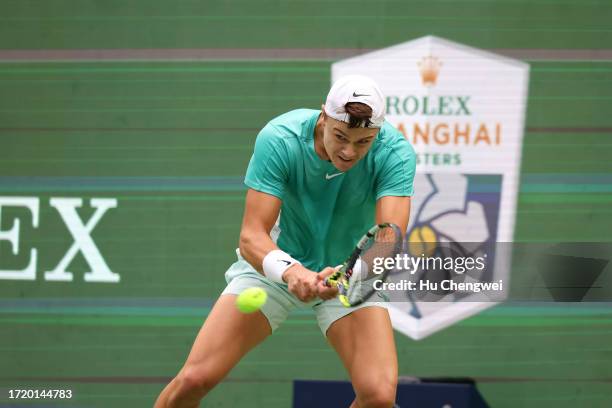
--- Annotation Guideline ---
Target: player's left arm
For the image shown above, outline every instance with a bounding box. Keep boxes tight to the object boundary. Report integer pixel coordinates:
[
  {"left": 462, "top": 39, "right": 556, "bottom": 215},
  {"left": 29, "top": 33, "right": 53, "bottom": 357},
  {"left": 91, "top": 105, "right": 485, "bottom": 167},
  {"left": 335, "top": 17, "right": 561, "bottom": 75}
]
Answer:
[
  {"left": 375, "top": 196, "right": 411, "bottom": 236},
  {"left": 374, "top": 130, "right": 416, "bottom": 234}
]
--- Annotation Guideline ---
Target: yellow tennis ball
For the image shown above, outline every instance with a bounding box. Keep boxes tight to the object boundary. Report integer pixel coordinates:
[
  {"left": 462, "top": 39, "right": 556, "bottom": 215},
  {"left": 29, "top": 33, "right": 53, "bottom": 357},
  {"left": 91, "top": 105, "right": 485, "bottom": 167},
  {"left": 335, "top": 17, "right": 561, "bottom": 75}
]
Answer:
[
  {"left": 408, "top": 225, "right": 437, "bottom": 257},
  {"left": 236, "top": 287, "right": 267, "bottom": 314}
]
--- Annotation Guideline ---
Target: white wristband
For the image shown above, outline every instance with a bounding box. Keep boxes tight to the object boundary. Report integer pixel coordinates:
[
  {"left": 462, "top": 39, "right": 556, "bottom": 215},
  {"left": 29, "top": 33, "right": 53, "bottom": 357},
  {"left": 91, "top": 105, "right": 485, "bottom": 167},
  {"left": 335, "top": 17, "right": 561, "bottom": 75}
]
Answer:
[{"left": 262, "top": 249, "right": 300, "bottom": 283}]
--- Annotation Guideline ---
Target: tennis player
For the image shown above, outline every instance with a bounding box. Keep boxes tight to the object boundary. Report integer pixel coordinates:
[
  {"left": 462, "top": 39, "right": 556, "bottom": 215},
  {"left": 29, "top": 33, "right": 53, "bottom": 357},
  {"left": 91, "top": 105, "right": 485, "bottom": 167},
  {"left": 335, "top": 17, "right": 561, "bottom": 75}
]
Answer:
[{"left": 154, "top": 75, "right": 415, "bottom": 408}]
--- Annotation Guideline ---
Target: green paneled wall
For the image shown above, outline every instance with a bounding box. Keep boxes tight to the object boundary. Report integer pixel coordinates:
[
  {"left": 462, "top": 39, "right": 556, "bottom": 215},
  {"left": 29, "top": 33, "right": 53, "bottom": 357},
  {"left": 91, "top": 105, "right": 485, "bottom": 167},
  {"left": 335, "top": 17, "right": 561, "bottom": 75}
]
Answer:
[
  {"left": 1, "top": 0, "right": 611, "bottom": 49},
  {"left": 1, "top": 1, "right": 611, "bottom": 407}
]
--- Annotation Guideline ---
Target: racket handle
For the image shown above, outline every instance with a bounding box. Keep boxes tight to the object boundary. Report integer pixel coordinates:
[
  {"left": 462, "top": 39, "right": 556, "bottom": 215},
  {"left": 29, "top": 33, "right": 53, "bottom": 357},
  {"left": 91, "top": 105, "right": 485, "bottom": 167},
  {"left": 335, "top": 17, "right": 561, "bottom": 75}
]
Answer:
[
  {"left": 323, "top": 265, "right": 344, "bottom": 287},
  {"left": 323, "top": 275, "right": 337, "bottom": 287}
]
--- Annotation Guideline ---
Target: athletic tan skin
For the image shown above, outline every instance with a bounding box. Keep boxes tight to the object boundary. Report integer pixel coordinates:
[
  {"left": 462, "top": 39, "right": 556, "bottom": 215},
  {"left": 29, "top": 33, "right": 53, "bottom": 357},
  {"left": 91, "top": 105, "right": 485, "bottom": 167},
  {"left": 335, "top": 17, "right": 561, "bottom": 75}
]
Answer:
[{"left": 153, "top": 109, "right": 411, "bottom": 408}]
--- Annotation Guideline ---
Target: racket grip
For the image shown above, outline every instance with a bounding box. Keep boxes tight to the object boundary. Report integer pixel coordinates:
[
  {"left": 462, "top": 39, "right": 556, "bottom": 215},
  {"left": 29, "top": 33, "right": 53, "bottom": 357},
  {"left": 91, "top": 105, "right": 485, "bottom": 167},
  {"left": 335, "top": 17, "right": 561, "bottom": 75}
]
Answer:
[
  {"left": 323, "top": 265, "right": 344, "bottom": 287},
  {"left": 323, "top": 276, "right": 337, "bottom": 287}
]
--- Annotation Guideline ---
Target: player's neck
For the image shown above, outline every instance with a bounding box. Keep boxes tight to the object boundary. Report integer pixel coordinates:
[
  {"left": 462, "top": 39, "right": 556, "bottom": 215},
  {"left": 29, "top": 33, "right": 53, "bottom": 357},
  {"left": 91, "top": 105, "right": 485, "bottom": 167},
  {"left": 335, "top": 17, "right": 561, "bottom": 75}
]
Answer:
[{"left": 313, "top": 114, "right": 331, "bottom": 161}]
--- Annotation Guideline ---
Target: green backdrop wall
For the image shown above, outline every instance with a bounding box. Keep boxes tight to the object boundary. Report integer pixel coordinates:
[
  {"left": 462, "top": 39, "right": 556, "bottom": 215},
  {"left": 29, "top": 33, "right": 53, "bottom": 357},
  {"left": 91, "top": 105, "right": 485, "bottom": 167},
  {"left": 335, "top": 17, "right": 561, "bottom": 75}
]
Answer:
[{"left": 1, "top": 1, "right": 611, "bottom": 407}]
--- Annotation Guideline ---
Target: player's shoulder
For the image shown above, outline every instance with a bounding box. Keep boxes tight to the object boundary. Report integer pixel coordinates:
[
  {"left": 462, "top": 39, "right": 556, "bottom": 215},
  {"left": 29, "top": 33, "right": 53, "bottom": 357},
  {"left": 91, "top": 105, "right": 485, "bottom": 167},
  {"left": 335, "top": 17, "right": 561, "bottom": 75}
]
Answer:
[
  {"left": 371, "top": 121, "right": 415, "bottom": 161},
  {"left": 264, "top": 109, "right": 319, "bottom": 139},
  {"left": 255, "top": 109, "right": 318, "bottom": 147},
  {"left": 253, "top": 109, "right": 318, "bottom": 157}
]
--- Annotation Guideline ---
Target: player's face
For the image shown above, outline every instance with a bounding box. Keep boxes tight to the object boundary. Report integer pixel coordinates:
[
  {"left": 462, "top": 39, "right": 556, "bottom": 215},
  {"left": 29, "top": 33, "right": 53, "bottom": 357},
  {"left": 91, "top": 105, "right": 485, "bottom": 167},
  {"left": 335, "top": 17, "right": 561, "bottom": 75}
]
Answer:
[{"left": 323, "top": 116, "right": 379, "bottom": 172}]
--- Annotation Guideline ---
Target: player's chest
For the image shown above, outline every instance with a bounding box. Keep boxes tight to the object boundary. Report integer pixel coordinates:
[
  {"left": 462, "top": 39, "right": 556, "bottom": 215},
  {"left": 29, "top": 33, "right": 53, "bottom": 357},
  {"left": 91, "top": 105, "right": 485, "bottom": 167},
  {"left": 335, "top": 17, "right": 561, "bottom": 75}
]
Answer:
[{"left": 296, "top": 166, "right": 375, "bottom": 206}]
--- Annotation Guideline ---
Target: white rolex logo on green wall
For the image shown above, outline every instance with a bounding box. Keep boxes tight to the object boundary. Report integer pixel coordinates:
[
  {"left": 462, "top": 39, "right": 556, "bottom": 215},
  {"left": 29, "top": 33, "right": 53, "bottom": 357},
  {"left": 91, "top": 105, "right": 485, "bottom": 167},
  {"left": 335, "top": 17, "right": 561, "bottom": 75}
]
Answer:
[{"left": 0, "top": 197, "right": 120, "bottom": 283}]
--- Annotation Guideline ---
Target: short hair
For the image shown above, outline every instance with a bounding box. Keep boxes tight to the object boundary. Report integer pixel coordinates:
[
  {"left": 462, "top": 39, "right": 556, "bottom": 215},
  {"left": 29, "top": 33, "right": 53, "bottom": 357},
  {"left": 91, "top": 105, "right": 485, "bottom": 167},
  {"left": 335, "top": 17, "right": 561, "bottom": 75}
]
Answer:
[{"left": 344, "top": 102, "right": 373, "bottom": 128}]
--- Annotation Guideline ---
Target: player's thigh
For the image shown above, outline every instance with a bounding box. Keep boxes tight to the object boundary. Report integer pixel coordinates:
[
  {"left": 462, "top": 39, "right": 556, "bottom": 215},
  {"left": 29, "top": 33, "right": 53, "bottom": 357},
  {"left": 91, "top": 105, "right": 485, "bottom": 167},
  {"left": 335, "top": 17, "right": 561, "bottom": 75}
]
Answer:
[
  {"left": 326, "top": 306, "right": 398, "bottom": 391},
  {"left": 180, "top": 294, "right": 271, "bottom": 382}
]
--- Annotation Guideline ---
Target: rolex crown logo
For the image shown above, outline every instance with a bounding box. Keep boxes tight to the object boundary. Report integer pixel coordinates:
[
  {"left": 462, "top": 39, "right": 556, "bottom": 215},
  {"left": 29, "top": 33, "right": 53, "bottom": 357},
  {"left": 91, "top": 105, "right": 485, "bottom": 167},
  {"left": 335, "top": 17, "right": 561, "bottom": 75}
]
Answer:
[{"left": 418, "top": 55, "right": 442, "bottom": 87}]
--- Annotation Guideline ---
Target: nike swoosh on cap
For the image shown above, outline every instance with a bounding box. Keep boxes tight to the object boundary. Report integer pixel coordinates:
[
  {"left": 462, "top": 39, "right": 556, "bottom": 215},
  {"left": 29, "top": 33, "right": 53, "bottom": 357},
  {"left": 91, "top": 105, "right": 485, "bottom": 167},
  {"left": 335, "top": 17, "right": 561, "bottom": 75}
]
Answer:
[{"left": 353, "top": 92, "right": 370, "bottom": 97}]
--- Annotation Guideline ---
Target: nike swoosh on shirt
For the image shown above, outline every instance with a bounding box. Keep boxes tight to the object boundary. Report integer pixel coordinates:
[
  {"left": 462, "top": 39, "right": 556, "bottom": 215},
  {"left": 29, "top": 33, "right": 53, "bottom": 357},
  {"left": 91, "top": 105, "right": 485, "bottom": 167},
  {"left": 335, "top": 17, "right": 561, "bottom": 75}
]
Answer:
[{"left": 325, "top": 172, "right": 344, "bottom": 180}]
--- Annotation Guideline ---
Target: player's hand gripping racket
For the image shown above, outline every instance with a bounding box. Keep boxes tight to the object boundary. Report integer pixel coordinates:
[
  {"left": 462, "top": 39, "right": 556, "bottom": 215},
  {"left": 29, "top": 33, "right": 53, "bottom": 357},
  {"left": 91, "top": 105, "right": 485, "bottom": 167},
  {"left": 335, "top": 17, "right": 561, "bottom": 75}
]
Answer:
[{"left": 324, "top": 223, "right": 403, "bottom": 307}]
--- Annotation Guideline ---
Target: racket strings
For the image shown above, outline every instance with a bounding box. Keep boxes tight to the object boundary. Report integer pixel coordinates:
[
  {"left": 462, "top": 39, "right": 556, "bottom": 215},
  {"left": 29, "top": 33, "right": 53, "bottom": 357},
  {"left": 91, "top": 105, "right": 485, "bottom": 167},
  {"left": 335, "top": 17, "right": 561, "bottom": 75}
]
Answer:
[{"left": 345, "top": 225, "right": 402, "bottom": 304}]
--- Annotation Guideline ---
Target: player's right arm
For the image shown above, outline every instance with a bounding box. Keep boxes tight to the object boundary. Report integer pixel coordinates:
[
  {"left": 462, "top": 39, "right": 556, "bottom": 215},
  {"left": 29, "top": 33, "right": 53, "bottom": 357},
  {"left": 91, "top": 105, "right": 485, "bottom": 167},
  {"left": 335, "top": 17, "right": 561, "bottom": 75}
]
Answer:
[
  {"left": 238, "top": 189, "right": 283, "bottom": 266},
  {"left": 239, "top": 189, "right": 337, "bottom": 301},
  {"left": 241, "top": 123, "right": 336, "bottom": 301}
]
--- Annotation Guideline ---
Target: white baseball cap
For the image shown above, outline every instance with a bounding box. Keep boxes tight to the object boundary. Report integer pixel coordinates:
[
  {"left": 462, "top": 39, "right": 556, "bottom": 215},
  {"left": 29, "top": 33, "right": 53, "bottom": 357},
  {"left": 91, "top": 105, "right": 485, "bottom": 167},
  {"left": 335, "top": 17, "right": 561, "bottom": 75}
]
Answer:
[{"left": 324, "top": 75, "right": 385, "bottom": 128}]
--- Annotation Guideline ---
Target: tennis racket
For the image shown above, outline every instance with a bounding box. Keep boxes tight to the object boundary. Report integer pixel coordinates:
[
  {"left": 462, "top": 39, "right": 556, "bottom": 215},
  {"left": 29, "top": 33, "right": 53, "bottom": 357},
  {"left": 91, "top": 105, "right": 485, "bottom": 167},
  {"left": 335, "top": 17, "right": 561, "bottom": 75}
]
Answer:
[{"left": 324, "top": 222, "right": 403, "bottom": 307}]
